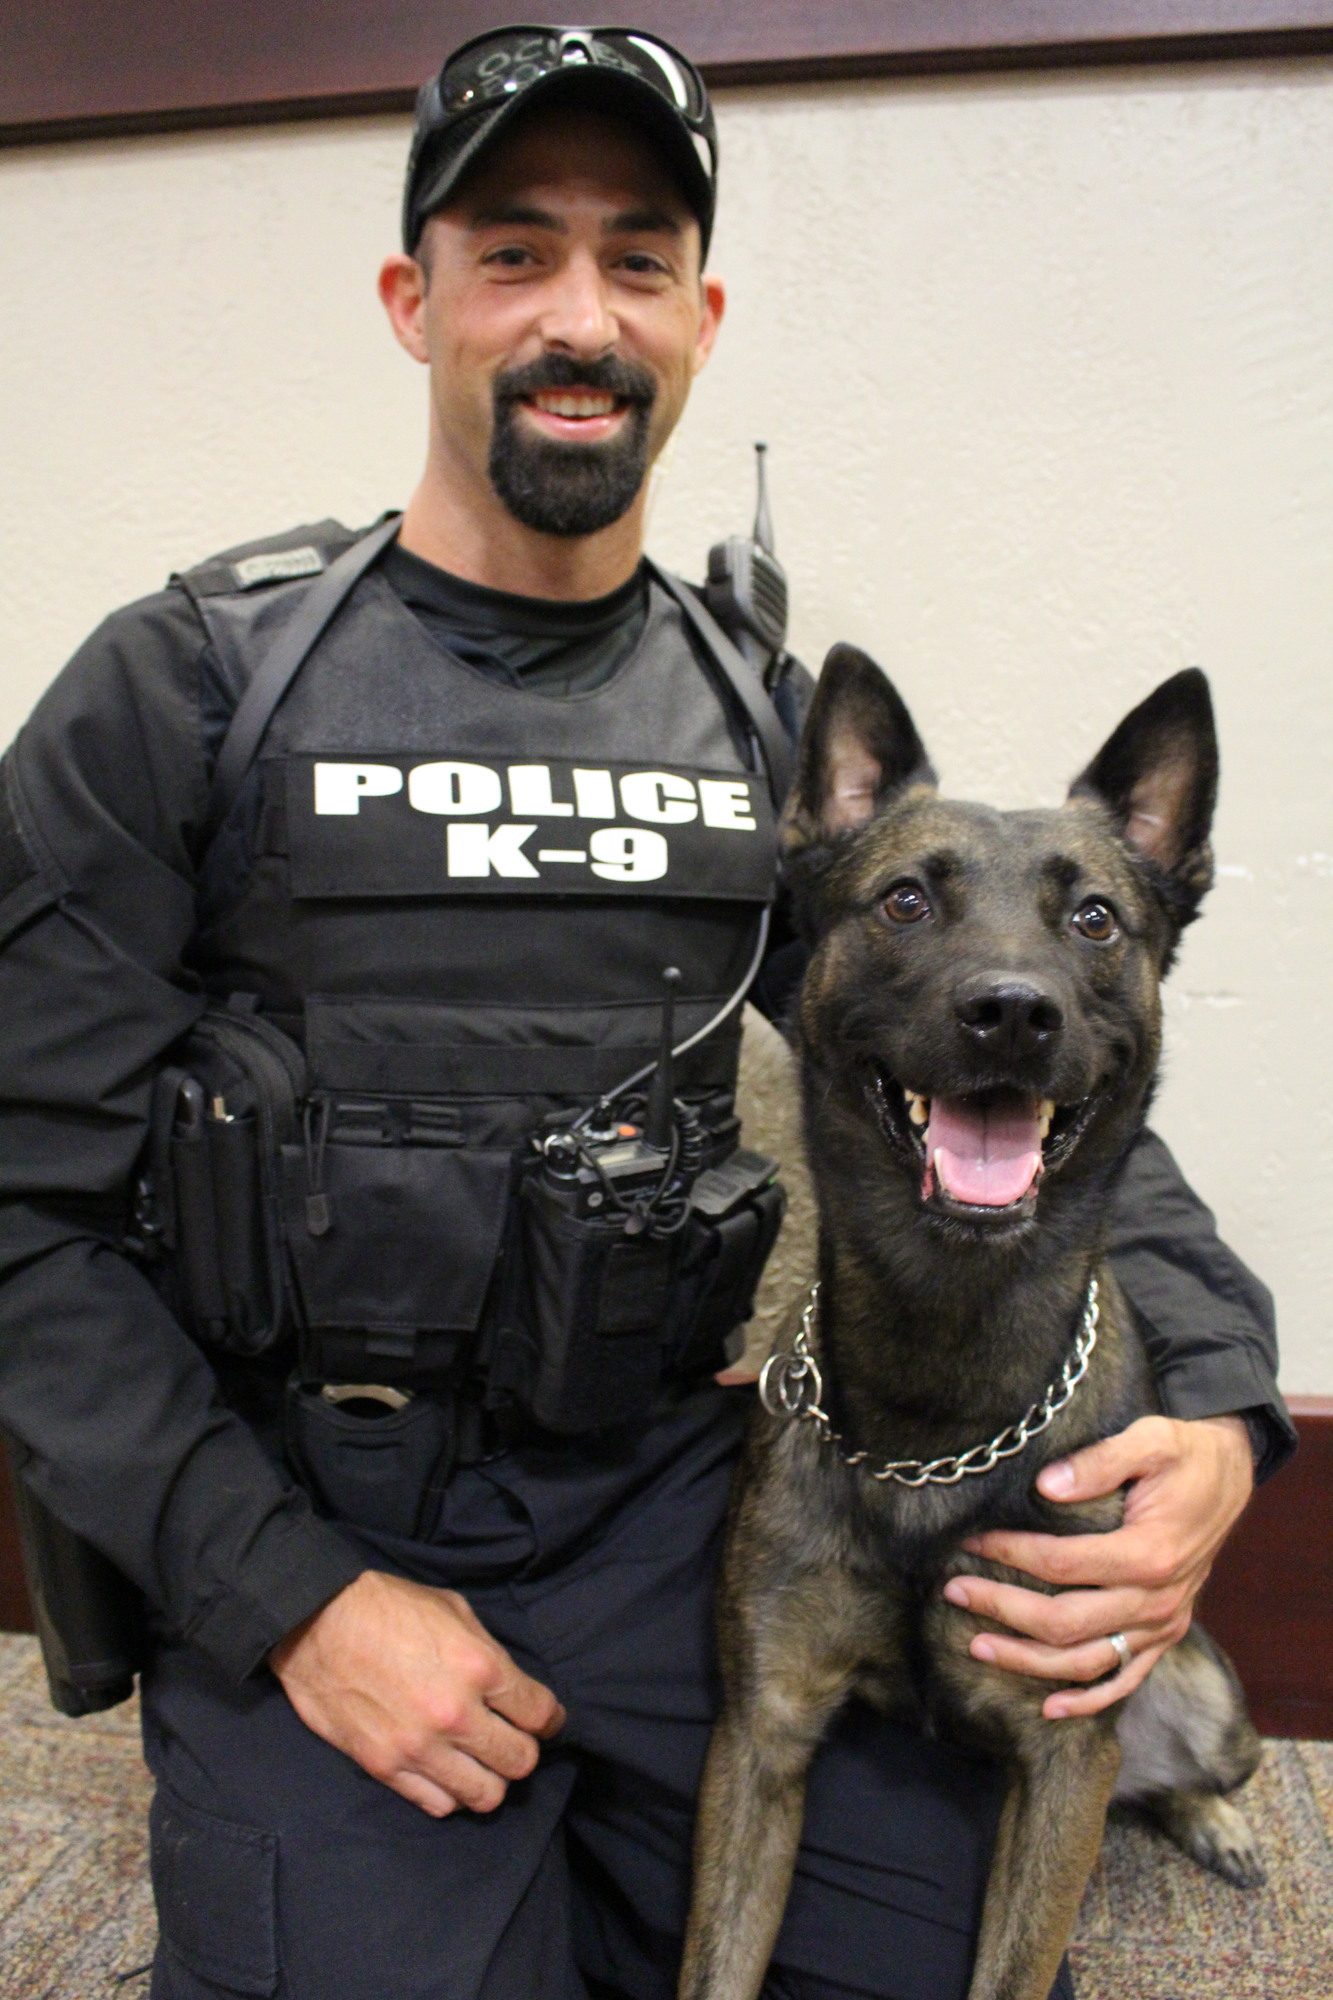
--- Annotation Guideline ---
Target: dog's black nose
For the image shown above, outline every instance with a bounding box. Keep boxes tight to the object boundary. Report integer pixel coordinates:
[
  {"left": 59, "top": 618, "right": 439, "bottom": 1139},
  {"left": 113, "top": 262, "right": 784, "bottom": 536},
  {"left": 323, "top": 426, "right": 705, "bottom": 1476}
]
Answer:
[{"left": 954, "top": 976, "right": 1064, "bottom": 1059}]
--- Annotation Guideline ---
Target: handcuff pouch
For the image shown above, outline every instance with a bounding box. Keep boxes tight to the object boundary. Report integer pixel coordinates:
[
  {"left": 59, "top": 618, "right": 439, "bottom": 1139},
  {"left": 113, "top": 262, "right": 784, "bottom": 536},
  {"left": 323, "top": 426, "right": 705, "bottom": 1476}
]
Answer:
[{"left": 284, "top": 1380, "right": 455, "bottom": 1539}]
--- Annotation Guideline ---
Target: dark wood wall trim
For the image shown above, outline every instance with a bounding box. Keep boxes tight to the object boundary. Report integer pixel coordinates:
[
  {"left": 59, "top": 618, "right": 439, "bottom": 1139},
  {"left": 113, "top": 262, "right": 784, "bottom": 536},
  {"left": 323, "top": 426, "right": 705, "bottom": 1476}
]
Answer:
[
  {"left": 4, "top": 4, "right": 1333, "bottom": 149},
  {"left": 2, "top": 1402, "right": 1331, "bottom": 1737},
  {"left": 1201, "top": 1398, "right": 1333, "bottom": 1738},
  {"left": 0, "top": 1454, "right": 31, "bottom": 1636}
]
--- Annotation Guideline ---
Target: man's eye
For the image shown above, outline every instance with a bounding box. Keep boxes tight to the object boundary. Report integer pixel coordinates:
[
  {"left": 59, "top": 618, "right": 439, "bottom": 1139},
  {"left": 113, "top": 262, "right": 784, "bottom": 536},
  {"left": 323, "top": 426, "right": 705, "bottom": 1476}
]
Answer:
[
  {"left": 617, "top": 253, "right": 668, "bottom": 276},
  {"left": 1071, "top": 899, "right": 1120, "bottom": 943},
  {"left": 879, "top": 881, "right": 931, "bottom": 926},
  {"left": 484, "top": 246, "right": 536, "bottom": 268}
]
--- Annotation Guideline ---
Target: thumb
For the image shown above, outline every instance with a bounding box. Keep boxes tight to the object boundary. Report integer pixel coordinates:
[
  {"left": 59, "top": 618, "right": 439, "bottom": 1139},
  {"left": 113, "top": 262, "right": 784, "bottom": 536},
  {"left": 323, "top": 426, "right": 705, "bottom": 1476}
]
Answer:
[{"left": 1036, "top": 1416, "right": 1168, "bottom": 1503}]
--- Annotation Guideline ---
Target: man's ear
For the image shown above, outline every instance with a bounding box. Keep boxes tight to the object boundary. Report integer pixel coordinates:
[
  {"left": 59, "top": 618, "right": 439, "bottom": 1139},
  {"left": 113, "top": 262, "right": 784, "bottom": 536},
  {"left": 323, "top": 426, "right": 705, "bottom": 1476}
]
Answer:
[
  {"left": 692, "top": 275, "right": 725, "bottom": 378},
  {"left": 378, "top": 252, "right": 430, "bottom": 365},
  {"left": 1068, "top": 668, "right": 1218, "bottom": 915},
  {"left": 781, "top": 645, "right": 935, "bottom": 858}
]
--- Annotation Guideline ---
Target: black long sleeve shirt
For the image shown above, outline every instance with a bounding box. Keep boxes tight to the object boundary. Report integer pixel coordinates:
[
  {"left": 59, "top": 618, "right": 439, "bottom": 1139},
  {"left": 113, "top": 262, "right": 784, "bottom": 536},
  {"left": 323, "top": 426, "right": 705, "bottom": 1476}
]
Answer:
[{"left": 0, "top": 550, "right": 1295, "bottom": 1684}]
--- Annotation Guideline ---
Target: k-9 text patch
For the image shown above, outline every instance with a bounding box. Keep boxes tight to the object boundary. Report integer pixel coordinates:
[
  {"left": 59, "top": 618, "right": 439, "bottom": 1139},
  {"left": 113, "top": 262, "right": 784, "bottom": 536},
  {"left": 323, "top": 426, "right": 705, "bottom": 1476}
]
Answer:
[{"left": 286, "top": 755, "right": 777, "bottom": 901}]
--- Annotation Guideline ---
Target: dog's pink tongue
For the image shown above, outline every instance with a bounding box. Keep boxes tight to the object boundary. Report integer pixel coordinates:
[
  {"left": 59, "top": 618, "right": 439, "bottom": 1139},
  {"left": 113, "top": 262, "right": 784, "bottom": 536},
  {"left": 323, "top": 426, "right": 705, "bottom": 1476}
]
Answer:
[{"left": 925, "top": 1096, "right": 1042, "bottom": 1207}]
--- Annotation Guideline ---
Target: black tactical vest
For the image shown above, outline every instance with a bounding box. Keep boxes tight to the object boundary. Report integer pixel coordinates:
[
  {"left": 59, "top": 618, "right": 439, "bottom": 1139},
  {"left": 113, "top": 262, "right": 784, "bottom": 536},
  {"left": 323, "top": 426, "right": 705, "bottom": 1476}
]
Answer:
[{"left": 174, "top": 529, "right": 777, "bottom": 1384}]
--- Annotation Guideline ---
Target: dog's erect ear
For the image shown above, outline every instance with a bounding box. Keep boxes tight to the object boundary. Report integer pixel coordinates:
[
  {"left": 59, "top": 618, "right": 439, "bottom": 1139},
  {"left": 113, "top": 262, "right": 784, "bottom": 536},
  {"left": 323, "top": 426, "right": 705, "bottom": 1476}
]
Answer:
[
  {"left": 782, "top": 645, "right": 936, "bottom": 856},
  {"left": 1069, "top": 668, "right": 1218, "bottom": 915}
]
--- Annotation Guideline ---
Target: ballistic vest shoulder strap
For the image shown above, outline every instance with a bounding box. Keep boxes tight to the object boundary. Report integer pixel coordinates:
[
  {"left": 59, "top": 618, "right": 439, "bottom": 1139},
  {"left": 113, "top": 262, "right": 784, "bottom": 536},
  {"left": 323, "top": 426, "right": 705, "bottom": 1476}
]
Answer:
[
  {"left": 644, "top": 561, "right": 795, "bottom": 811},
  {"left": 198, "top": 514, "right": 403, "bottom": 847}
]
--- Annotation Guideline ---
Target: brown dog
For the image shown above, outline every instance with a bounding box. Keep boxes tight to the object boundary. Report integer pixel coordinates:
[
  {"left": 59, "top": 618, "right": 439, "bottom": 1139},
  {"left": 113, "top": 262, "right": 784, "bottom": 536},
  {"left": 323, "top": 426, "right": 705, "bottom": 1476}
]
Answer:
[{"left": 680, "top": 654, "right": 1262, "bottom": 2000}]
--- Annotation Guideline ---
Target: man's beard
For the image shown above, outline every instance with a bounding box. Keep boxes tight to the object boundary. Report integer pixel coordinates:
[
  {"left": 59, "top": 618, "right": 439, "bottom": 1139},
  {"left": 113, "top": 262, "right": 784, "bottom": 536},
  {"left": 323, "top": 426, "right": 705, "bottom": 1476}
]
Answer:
[{"left": 488, "top": 355, "right": 656, "bottom": 538}]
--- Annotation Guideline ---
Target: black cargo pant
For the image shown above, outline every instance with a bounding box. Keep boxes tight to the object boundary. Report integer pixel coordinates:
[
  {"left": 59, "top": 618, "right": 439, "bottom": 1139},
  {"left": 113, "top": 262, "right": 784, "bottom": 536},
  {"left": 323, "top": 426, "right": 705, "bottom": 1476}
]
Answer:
[{"left": 141, "top": 1385, "right": 1075, "bottom": 2000}]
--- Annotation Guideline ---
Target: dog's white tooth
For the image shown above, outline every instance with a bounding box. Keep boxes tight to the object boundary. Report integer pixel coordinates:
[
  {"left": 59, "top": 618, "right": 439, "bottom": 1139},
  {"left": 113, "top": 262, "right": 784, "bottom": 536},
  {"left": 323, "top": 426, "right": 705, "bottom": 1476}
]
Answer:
[
  {"left": 1037, "top": 1099, "right": 1055, "bottom": 1140},
  {"left": 906, "top": 1092, "right": 929, "bottom": 1127}
]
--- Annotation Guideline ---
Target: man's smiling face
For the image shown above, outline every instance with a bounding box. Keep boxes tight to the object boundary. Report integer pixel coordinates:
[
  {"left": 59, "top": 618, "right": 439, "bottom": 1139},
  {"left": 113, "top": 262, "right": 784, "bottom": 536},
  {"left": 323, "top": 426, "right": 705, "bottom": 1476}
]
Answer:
[{"left": 403, "top": 105, "right": 723, "bottom": 539}]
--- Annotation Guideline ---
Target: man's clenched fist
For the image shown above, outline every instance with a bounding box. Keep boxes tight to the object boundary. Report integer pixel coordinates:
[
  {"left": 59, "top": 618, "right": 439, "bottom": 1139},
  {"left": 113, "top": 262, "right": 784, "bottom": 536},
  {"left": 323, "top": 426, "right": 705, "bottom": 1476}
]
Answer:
[{"left": 271, "top": 1570, "right": 566, "bottom": 1817}]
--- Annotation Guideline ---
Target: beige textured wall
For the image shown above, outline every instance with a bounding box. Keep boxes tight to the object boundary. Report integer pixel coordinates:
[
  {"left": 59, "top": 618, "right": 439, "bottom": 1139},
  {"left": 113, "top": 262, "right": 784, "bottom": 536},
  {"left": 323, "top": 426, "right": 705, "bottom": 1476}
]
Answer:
[{"left": 1, "top": 62, "right": 1330, "bottom": 1386}]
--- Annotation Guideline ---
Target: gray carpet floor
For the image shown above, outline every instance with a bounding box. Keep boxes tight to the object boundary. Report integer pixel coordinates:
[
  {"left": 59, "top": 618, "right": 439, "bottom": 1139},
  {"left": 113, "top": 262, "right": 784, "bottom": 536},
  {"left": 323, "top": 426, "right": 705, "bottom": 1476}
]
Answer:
[{"left": 2, "top": 1632, "right": 1330, "bottom": 1999}]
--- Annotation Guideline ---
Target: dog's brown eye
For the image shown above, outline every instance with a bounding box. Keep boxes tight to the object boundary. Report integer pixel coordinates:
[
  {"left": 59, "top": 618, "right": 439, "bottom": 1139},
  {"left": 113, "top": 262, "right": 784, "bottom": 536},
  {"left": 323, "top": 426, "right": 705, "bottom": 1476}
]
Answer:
[
  {"left": 1071, "top": 899, "right": 1119, "bottom": 943},
  {"left": 881, "top": 881, "right": 931, "bottom": 925}
]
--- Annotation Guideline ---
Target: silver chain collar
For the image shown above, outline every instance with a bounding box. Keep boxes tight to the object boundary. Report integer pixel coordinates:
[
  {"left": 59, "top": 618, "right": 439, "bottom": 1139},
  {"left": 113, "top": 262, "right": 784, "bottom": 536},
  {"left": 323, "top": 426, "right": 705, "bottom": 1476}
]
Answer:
[{"left": 758, "top": 1276, "right": 1100, "bottom": 1487}]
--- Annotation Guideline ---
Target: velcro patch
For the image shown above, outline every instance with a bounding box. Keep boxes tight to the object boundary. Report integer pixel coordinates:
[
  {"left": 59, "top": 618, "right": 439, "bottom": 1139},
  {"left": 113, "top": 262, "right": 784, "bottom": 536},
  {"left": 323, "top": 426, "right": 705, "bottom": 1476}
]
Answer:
[{"left": 232, "top": 546, "right": 325, "bottom": 589}]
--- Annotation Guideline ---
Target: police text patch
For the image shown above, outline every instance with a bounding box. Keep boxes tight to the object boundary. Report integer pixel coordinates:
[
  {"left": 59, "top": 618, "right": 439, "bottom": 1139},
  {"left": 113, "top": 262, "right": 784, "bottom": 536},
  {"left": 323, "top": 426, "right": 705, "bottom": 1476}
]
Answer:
[{"left": 287, "top": 756, "right": 776, "bottom": 901}]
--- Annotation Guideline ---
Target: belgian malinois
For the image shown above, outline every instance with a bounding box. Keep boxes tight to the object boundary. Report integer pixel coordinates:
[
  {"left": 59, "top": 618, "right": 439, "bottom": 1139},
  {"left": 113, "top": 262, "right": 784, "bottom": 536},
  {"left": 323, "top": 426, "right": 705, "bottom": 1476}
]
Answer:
[{"left": 681, "top": 654, "right": 1262, "bottom": 2000}]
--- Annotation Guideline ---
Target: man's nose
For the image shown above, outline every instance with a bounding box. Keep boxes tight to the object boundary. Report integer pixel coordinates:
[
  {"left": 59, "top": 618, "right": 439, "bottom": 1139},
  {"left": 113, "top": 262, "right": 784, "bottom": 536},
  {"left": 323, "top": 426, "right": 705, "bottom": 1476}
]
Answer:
[
  {"left": 953, "top": 974, "right": 1065, "bottom": 1063},
  {"left": 539, "top": 254, "right": 618, "bottom": 356}
]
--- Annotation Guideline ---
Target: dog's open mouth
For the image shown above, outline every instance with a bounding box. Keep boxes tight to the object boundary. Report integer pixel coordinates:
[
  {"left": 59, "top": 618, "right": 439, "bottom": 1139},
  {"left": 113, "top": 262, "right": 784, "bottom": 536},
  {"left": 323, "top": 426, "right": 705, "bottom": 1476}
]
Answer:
[{"left": 871, "top": 1074, "right": 1098, "bottom": 1221}]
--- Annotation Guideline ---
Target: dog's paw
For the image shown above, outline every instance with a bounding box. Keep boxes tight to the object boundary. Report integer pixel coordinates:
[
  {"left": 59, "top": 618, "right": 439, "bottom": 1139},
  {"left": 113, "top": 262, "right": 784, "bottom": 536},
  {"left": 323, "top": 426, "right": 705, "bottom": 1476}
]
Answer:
[{"left": 1151, "top": 1791, "right": 1267, "bottom": 1889}]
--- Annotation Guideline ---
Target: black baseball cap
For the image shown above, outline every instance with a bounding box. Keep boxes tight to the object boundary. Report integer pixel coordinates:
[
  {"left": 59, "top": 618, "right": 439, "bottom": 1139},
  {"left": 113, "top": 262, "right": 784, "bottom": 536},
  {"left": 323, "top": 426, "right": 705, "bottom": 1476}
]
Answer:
[{"left": 403, "top": 25, "right": 718, "bottom": 259}]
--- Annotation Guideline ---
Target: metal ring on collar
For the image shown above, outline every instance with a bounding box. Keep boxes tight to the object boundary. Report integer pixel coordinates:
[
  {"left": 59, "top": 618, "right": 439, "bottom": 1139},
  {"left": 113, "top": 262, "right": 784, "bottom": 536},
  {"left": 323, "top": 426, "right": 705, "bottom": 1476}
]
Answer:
[{"left": 759, "top": 1346, "right": 825, "bottom": 1421}]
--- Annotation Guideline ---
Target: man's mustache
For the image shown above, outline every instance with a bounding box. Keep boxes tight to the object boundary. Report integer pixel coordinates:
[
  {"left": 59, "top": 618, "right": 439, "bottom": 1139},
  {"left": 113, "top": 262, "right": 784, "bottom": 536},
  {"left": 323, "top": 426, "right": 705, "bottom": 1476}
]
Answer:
[{"left": 493, "top": 354, "right": 657, "bottom": 409}]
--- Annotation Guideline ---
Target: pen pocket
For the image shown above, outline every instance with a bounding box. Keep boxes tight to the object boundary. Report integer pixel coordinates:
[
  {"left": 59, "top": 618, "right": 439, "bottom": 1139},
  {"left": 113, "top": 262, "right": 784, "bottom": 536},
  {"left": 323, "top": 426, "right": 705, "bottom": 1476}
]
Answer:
[{"left": 148, "top": 1005, "right": 307, "bottom": 1356}]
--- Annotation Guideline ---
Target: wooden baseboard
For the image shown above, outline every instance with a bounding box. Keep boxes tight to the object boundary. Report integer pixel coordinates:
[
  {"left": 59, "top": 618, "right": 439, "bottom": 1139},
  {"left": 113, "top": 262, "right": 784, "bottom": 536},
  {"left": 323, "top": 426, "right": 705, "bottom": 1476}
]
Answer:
[
  {"left": 0, "top": 1451, "right": 33, "bottom": 1634},
  {"left": 1198, "top": 1398, "right": 1333, "bottom": 1737},
  {"left": 2, "top": 1406, "right": 1329, "bottom": 1734}
]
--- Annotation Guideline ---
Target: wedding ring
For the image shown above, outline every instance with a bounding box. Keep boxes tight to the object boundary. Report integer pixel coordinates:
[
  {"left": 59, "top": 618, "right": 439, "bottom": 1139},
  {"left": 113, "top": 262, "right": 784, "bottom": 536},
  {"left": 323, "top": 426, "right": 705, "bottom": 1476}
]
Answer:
[{"left": 1108, "top": 1630, "right": 1133, "bottom": 1674}]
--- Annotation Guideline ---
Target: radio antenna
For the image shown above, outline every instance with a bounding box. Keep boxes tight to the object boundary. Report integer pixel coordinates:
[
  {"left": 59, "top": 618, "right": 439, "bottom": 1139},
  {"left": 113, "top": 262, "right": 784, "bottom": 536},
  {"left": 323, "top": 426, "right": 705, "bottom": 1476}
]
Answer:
[
  {"left": 645, "top": 967, "right": 682, "bottom": 1150},
  {"left": 752, "top": 442, "right": 774, "bottom": 557}
]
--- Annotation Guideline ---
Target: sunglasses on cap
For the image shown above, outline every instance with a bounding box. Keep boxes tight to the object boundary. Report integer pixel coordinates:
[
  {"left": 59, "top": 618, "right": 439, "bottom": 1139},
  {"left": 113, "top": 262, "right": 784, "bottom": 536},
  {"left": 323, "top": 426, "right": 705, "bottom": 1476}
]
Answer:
[{"left": 404, "top": 24, "right": 717, "bottom": 253}]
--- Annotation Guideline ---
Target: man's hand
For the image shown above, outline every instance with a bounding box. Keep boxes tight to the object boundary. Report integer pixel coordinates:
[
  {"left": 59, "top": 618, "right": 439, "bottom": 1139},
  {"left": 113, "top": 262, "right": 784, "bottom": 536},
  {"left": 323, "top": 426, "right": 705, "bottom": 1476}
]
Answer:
[
  {"left": 941, "top": 1414, "right": 1253, "bottom": 1720},
  {"left": 270, "top": 1570, "right": 566, "bottom": 1817}
]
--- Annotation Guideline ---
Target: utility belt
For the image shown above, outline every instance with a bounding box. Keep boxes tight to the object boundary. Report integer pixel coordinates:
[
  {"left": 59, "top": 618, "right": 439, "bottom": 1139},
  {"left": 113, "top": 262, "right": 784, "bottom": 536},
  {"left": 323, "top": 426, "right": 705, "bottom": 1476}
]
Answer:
[{"left": 131, "top": 994, "right": 784, "bottom": 1521}]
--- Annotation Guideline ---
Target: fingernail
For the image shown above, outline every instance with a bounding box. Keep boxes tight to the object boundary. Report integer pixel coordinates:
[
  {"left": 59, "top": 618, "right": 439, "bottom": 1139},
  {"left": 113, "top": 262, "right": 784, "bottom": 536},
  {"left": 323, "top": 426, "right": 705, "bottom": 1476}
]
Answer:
[
  {"left": 971, "top": 1637, "right": 996, "bottom": 1662},
  {"left": 943, "top": 1579, "right": 970, "bottom": 1607},
  {"left": 1046, "top": 1699, "right": 1071, "bottom": 1719},
  {"left": 1038, "top": 1459, "right": 1076, "bottom": 1496},
  {"left": 961, "top": 1537, "right": 982, "bottom": 1554}
]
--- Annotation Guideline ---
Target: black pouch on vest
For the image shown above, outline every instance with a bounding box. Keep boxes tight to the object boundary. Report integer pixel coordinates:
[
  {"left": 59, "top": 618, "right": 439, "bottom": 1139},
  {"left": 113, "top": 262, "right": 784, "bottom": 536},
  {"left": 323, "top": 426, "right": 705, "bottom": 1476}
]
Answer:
[
  {"left": 668, "top": 1151, "right": 787, "bottom": 1377},
  {"left": 278, "top": 1099, "right": 511, "bottom": 1387},
  {"left": 148, "top": 1002, "right": 305, "bottom": 1356},
  {"left": 492, "top": 1169, "right": 687, "bottom": 1435},
  {"left": 284, "top": 1380, "right": 456, "bottom": 1539},
  {"left": 492, "top": 1145, "right": 784, "bottom": 1435}
]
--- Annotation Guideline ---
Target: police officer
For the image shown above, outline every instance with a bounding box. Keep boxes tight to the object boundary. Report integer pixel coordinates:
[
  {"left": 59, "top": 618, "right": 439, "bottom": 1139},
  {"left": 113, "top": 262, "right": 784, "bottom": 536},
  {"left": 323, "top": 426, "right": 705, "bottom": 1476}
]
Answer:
[{"left": 0, "top": 26, "right": 1290, "bottom": 2000}]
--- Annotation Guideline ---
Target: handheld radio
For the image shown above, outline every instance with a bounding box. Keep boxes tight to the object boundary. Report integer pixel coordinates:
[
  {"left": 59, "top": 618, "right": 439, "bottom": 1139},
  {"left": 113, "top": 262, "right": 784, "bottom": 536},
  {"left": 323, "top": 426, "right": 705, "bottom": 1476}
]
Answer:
[
  {"left": 510, "top": 945, "right": 784, "bottom": 1433},
  {"left": 704, "top": 443, "right": 789, "bottom": 689}
]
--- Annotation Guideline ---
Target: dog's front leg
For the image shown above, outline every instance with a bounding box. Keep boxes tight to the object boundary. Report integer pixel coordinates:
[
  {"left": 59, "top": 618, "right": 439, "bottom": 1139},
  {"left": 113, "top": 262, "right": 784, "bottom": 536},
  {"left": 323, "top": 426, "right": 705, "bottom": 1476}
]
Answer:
[
  {"left": 678, "top": 1703, "right": 820, "bottom": 2000},
  {"left": 967, "top": 1712, "right": 1120, "bottom": 2000},
  {"left": 679, "top": 1571, "right": 870, "bottom": 2000}
]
